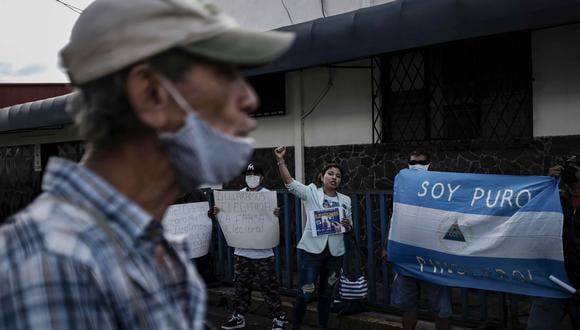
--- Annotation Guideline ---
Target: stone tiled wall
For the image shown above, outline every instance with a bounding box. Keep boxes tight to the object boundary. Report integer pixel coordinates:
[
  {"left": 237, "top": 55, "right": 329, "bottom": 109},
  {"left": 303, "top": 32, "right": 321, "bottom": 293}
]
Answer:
[
  {"left": 0, "top": 142, "right": 84, "bottom": 221},
  {"left": 0, "top": 145, "right": 42, "bottom": 221},
  {"left": 244, "top": 136, "right": 580, "bottom": 192},
  {"left": 2, "top": 136, "right": 580, "bottom": 220}
]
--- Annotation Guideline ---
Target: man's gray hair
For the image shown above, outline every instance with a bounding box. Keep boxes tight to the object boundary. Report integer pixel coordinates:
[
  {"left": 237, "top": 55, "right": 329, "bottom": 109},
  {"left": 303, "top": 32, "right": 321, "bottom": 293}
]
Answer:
[{"left": 66, "top": 49, "right": 198, "bottom": 154}]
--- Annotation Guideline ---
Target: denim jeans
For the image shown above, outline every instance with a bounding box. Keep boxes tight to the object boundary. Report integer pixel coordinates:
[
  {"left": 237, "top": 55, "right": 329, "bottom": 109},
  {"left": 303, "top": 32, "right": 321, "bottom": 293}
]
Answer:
[
  {"left": 390, "top": 273, "right": 452, "bottom": 318},
  {"left": 292, "top": 247, "right": 341, "bottom": 330}
]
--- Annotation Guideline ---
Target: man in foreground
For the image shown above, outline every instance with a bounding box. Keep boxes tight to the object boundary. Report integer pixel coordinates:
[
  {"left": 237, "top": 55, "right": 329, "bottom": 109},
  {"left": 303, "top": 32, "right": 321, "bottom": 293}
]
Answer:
[{"left": 0, "top": 0, "right": 293, "bottom": 328}]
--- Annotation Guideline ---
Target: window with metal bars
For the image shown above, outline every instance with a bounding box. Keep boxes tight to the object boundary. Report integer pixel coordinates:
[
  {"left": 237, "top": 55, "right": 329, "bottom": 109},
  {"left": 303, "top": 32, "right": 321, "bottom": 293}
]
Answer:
[
  {"left": 376, "top": 32, "right": 532, "bottom": 143},
  {"left": 247, "top": 73, "right": 286, "bottom": 117}
]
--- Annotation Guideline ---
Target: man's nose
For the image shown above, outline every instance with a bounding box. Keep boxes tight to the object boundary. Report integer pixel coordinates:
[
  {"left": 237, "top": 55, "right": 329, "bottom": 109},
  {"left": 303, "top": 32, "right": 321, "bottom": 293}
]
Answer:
[{"left": 238, "top": 79, "right": 259, "bottom": 114}]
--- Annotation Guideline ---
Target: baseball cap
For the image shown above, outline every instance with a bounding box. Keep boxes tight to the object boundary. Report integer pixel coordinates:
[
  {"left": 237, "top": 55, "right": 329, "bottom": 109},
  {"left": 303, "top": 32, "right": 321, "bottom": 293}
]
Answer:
[
  {"left": 244, "top": 163, "right": 264, "bottom": 175},
  {"left": 60, "top": 0, "right": 295, "bottom": 85},
  {"left": 565, "top": 155, "right": 580, "bottom": 166}
]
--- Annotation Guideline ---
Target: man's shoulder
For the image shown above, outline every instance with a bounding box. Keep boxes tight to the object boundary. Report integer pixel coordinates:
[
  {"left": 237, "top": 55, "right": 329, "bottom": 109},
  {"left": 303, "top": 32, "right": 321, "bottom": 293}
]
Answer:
[{"left": 1, "top": 196, "right": 98, "bottom": 267}]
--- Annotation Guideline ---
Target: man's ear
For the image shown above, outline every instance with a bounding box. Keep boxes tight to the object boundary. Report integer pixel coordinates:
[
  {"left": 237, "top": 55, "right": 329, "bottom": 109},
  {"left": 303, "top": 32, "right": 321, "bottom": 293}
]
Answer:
[{"left": 126, "top": 64, "right": 172, "bottom": 131}]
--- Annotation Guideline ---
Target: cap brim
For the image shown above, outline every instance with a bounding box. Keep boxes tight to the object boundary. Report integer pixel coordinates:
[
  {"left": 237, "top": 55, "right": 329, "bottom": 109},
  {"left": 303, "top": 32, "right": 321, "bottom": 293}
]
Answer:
[{"left": 182, "top": 28, "right": 295, "bottom": 67}]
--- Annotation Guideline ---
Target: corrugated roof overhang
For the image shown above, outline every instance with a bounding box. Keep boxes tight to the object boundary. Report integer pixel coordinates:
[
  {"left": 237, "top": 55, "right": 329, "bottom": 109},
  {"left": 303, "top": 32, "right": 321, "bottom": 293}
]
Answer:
[
  {"left": 246, "top": 0, "right": 580, "bottom": 76},
  {"left": 0, "top": 94, "right": 73, "bottom": 133}
]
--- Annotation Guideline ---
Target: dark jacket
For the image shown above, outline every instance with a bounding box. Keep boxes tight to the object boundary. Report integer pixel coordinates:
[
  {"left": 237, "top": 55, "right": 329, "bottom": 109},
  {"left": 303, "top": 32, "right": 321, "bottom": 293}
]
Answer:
[{"left": 561, "top": 190, "right": 580, "bottom": 289}]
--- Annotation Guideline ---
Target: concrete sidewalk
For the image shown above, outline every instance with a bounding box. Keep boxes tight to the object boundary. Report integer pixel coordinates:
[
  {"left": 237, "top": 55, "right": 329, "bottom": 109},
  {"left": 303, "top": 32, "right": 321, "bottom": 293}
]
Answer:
[
  {"left": 206, "top": 305, "right": 316, "bottom": 330},
  {"left": 207, "top": 286, "right": 477, "bottom": 330}
]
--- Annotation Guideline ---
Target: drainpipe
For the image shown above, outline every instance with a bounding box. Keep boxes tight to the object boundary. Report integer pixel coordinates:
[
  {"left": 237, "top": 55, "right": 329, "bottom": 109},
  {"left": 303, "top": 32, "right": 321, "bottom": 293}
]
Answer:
[
  {"left": 286, "top": 71, "right": 307, "bottom": 230},
  {"left": 291, "top": 70, "right": 306, "bottom": 183}
]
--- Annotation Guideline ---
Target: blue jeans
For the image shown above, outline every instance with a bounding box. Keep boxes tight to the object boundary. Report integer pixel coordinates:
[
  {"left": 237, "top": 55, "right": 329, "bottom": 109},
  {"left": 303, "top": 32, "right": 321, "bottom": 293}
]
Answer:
[
  {"left": 292, "top": 247, "right": 341, "bottom": 330},
  {"left": 390, "top": 273, "right": 453, "bottom": 318}
]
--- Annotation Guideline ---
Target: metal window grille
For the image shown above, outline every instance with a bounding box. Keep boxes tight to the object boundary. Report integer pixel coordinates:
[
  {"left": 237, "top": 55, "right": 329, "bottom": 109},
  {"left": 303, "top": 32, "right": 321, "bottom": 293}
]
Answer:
[
  {"left": 371, "top": 57, "right": 384, "bottom": 144},
  {"left": 372, "top": 32, "right": 533, "bottom": 144}
]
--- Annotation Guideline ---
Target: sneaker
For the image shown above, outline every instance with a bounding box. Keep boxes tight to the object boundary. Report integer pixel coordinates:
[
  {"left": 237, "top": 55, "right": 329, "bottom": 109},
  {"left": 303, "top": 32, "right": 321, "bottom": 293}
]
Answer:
[
  {"left": 272, "top": 312, "right": 287, "bottom": 330},
  {"left": 221, "top": 313, "right": 245, "bottom": 330}
]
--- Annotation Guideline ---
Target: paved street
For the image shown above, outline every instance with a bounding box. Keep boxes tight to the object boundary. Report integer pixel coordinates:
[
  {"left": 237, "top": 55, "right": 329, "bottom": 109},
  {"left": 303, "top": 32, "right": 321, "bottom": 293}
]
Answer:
[{"left": 206, "top": 305, "right": 316, "bottom": 330}]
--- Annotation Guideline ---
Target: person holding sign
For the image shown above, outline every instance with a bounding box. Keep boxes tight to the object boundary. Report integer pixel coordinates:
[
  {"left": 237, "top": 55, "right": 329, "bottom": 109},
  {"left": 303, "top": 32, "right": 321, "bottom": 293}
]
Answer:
[
  {"left": 388, "top": 150, "right": 452, "bottom": 330},
  {"left": 274, "top": 146, "right": 353, "bottom": 330},
  {"left": 527, "top": 157, "right": 580, "bottom": 330},
  {"left": 211, "top": 163, "right": 287, "bottom": 330}
]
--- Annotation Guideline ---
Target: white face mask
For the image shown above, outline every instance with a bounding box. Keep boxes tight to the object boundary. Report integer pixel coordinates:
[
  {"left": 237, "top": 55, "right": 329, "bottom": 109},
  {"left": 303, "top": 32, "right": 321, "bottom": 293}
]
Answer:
[
  {"left": 409, "top": 164, "right": 430, "bottom": 171},
  {"left": 245, "top": 175, "right": 261, "bottom": 189},
  {"left": 158, "top": 77, "right": 254, "bottom": 192}
]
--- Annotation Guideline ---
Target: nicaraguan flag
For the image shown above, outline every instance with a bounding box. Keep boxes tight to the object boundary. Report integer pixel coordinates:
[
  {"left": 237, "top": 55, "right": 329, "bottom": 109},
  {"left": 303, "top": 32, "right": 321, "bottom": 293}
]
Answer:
[{"left": 387, "top": 169, "right": 571, "bottom": 298}]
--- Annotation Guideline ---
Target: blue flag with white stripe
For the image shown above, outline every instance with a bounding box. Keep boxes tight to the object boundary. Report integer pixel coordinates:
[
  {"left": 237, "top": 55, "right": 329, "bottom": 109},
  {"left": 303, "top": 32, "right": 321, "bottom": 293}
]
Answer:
[{"left": 387, "top": 169, "right": 572, "bottom": 298}]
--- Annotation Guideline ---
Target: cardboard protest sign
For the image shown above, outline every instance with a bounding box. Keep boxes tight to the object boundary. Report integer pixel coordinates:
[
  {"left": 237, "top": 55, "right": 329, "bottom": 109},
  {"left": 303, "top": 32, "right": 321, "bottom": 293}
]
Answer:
[
  {"left": 163, "top": 202, "right": 213, "bottom": 258},
  {"left": 213, "top": 190, "right": 279, "bottom": 249},
  {"left": 310, "top": 207, "right": 345, "bottom": 237}
]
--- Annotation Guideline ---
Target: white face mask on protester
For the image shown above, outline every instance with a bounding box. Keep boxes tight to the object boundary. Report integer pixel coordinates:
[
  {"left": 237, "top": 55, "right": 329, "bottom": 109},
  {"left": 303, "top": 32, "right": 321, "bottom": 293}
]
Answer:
[
  {"left": 245, "top": 175, "right": 261, "bottom": 189},
  {"left": 157, "top": 77, "right": 254, "bottom": 192},
  {"left": 409, "top": 164, "right": 430, "bottom": 171}
]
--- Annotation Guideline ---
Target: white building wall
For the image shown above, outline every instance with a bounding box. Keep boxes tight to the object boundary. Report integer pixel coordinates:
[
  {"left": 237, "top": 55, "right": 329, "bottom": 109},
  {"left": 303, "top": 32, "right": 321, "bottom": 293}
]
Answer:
[
  {"left": 533, "top": 23, "right": 580, "bottom": 137},
  {"left": 225, "top": 0, "right": 383, "bottom": 149},
  {"left": 252, "top": 22, "right": 580, "bottom": 149},
  {"left": 301, "top": 62, "right": 372, "bottom": 146},
  {"left": 250, "top": 109, "right": 295, "bottom": 148},
  {"left": 251, "top": 59, "right": 373, "bottom": 148}
]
